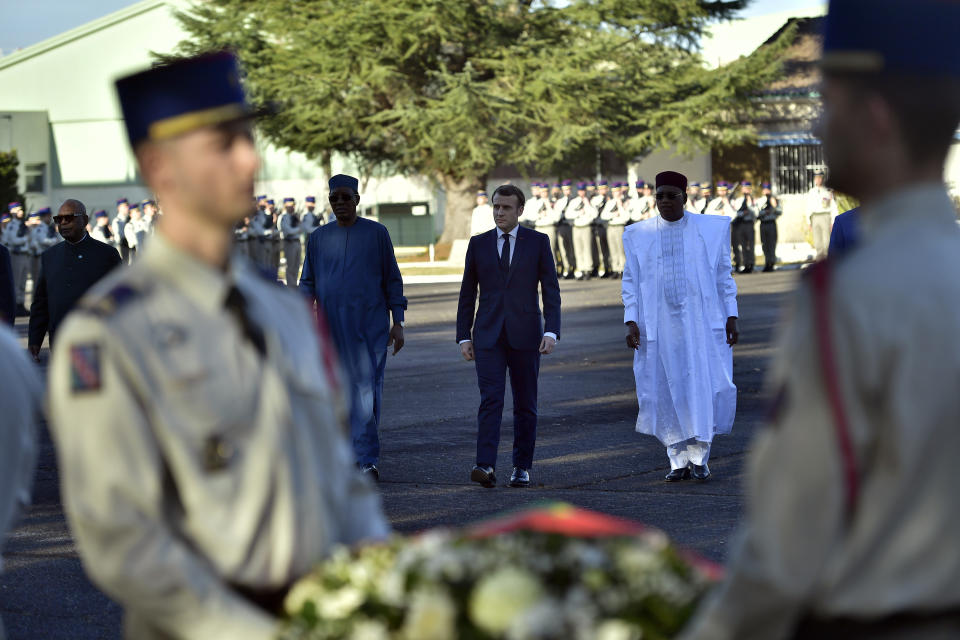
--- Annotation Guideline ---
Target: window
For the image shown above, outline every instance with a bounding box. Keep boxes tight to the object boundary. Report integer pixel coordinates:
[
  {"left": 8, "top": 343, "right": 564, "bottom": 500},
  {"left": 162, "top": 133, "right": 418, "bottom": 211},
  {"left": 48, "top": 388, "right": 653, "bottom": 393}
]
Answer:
[
  {"left": 24, "top": 163, "right": 46, "bottom": 193},
  {"left": 770, "top": 145, "right": 823, "bottom": 195}
]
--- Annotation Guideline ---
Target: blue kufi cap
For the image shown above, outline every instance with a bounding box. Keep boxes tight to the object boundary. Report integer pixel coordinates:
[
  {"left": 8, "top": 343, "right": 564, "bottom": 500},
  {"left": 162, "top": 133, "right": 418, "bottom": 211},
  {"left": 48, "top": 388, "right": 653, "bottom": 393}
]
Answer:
[
  {"left": 283, "top": 197, "right": 295, "bottom": 203},
  {"left": 116, "top": 197, "right": 128, "bottom": 206},
  {"left": 305, "top": 196, "right": 316, "bottom": 203},
  {"left": 115, "top": 51, "right": 257, "bottom": 148},
  {"left": 576, "top": 182, "right": 586, "bottom": 190},
  {"left": 329, "top": 174, "right": 359, "bottom": 193},
  {"left": 821, "top": 0, "right": 960, "bottom": 78}
]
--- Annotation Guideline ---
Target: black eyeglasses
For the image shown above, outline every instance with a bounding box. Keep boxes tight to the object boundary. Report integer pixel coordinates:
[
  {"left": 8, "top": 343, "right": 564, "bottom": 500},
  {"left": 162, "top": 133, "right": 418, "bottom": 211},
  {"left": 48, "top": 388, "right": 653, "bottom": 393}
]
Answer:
[
  {"left": 329, "top": 193, "right": 355, "bottom": 204},
  {"left": 53, "top": 214, "right": 84, "bottom": 224}
]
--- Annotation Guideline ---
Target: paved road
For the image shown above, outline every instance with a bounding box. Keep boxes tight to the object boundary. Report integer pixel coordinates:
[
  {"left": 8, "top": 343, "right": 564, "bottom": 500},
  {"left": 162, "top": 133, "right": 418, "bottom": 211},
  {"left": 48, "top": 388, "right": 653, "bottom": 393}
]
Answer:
[{"left": 0, "top": 269, "right": 801, "bottom": 639}]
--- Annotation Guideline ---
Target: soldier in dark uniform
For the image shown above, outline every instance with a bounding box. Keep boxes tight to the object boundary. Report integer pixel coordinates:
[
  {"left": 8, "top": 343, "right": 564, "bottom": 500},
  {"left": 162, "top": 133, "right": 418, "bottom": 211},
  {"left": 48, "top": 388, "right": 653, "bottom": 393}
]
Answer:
[
  {"left": 757, "top": 182, "right": 782, "bottom": 272},
  {"left": 731, "top": 181, "right": 758, "bottom": 273}
]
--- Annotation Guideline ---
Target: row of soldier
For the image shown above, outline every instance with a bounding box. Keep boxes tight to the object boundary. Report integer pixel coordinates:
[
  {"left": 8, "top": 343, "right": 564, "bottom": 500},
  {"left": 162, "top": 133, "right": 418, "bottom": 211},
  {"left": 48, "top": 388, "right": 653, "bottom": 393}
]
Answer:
[
  {"left": 471, "top": 177, "right": 785, "bottom": 279},
  {"left": 0, "top": 203, "right": 62, "bottom": 316},
  {"left": 234, "top": 194, "right": 328, "bottom": 286}
]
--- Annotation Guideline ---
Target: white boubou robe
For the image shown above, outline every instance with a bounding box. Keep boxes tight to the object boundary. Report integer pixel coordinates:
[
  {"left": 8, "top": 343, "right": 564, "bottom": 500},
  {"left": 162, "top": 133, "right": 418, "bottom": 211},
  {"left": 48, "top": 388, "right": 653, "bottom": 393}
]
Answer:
[{"left": 622, "top": 212, "right": 738, "bottom": 451}]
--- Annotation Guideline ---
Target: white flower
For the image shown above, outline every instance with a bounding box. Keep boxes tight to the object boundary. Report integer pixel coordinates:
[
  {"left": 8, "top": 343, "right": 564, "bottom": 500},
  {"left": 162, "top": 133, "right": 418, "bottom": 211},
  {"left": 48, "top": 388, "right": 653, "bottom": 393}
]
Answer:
[
  {"left": 469, "top": 567, "right": 544, "bottom": 634},
  {"left": 505, "top": 597, "right": 565, "bottom": 640},
  {"left": 316, "top": 585, "right": 365, "bottom": 619},
  {"left": 595, "top": 619, "right": 641, "bottom": 640},
  {"left": 349, "top": 619, "right": 391, "bottom": 640},
  {"left": 375, "top": 570, "right": 406, "bottom": 607},
  {"left": 283, "top": 578, "right": 326, "bottom": 615},
  {"left": 402, "top": 588, "right": 456, "bottom": 640}
]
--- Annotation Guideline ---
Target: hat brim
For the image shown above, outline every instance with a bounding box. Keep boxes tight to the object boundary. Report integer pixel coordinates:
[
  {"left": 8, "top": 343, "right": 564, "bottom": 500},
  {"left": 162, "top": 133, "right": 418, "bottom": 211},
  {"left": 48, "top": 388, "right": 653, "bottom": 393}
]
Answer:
[{"left": 146, "top": 102, "right": 275, "bottom": 142}]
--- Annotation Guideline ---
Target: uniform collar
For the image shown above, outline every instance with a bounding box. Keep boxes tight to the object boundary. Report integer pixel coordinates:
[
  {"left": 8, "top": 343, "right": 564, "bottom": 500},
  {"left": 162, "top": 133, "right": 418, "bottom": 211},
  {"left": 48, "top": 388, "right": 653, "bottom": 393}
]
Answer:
[
  {"left": 144, "top": 231, "right": 235, "bottom": 315},
  {"left": 861, "top": 182, "right": 955, "bottom": 236}
]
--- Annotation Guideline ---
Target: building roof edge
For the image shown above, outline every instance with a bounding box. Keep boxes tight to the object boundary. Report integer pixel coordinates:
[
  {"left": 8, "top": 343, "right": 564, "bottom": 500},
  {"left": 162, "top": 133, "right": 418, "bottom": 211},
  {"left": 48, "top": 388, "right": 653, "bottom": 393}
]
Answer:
[{"left": 0, "top": 0, "right": 172, "bottom": 71}]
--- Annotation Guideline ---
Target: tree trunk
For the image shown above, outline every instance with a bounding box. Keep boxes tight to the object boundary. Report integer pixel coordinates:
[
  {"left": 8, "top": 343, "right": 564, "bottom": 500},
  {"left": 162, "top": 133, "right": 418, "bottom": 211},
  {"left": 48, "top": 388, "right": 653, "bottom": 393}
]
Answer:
[{"left": 439, "top": 173, "right": 486, "bottom": 244}]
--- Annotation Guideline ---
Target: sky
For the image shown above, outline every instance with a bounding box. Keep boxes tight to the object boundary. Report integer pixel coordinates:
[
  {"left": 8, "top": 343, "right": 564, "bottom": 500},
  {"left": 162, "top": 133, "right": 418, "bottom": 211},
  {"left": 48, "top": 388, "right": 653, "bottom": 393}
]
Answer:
[{"left": 0, "top": 0, "right": 823, "bottom": 56}]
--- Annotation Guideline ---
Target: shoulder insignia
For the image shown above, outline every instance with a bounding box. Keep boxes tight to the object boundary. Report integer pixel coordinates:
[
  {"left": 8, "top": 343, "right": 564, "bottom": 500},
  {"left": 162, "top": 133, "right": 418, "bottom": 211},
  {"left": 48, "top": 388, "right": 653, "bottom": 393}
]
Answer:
[
  {"left": 69, "top": 343, "right": 102, "bottom": 393},
  {"left": 83, "top": 284, "right": 141, "bottom": 317}
]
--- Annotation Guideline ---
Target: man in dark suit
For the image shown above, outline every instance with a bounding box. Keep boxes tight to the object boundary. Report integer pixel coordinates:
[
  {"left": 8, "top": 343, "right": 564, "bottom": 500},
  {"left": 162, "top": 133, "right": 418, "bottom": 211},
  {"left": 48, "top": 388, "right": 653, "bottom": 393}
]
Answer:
[
  {"left": 456, "top": 184, "right": 562, "bottom": 488},
  {"left": 28, "top": 199, "right": 122, "bottom": 360},
  {"left": 828, "top": 207, "right": 859, "bottom": 258},
  {"left": 0, "top": 242, "right": 14, "bottom": 326}
]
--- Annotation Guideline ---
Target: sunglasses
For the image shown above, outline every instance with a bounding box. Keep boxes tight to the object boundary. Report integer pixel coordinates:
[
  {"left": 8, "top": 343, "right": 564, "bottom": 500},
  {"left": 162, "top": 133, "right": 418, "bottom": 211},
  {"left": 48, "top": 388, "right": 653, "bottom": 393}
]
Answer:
[
  {"left": 329, "top": 193, "right": 356, "bottom": 204},
  {"left": 655, "top": 192, "right": 684, "bottom": 201},
  {"left": 53, "top": 213, "right": 84, "bottom": 224}
]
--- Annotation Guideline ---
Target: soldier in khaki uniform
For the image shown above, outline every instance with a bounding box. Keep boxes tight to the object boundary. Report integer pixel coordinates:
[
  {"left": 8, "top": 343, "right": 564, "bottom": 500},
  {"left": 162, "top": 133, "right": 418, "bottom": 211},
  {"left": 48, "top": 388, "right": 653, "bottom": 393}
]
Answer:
[
  {"left": 47, "top": 52, "right": 389, "bottom": 640},
  {"left": 681, "top": 1, "right": 960, "bottom": 638}
]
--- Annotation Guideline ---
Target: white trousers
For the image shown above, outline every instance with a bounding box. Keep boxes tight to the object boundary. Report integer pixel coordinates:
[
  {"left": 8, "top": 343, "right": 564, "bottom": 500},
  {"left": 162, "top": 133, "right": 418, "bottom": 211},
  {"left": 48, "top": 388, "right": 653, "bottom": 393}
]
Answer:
[{"left": 667, "top": 437, "right": 711, "bottom": 470}]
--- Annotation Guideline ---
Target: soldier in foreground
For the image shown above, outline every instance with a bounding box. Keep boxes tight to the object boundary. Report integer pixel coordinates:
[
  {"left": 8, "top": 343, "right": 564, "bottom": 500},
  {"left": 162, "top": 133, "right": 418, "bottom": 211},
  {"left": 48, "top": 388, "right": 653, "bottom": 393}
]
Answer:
[
  {"left": 48, "top": 52, "right": 388, "bottom": 640},
  {"left": 682, "top": 0, "right": 960, "bottom": 637}
]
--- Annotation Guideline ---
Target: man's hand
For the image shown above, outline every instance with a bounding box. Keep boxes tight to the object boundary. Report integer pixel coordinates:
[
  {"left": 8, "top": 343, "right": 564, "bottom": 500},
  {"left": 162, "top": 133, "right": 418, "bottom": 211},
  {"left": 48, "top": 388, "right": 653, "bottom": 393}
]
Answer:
[
  {"left": 388, "top": 324, "right": 404, "bottom": 356},
  {"left": 28, "top": 344, "right": 40, "bottom": 362},
  {"left": 625, "top": 321, "right": 641, "bottom": 350},
  {"left": 539, "top": 335, "right": 556, "bottom": 355},
  {"left": 460, "top": 341, "right": 475, "bottom": 362},
  {"left": 726, "top": 316, "right": 740, "bottom": 347}
]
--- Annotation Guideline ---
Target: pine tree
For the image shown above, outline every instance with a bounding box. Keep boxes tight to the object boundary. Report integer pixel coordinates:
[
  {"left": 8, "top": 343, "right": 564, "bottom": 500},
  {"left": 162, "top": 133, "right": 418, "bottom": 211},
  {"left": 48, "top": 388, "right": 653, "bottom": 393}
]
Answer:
[
  {"left": 171, "top": 0, "right": 791, "bottom": 241},
  {"left": 0, "top": 151, "right": 24, "bottom": 212}
]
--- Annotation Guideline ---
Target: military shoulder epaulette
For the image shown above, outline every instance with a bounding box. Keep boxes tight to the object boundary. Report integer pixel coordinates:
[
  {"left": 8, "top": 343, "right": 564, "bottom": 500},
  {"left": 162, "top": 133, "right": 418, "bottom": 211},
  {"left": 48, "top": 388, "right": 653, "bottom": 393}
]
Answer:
[{"left": 83, "top": 284, "right": 142, "bottom": 317}]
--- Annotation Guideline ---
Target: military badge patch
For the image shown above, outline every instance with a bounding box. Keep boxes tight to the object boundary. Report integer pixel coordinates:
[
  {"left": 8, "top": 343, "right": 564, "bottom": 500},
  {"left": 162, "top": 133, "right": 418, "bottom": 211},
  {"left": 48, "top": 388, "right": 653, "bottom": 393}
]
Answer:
[{"left": 70, "top": 344, "right": 102, "bottom": 393}]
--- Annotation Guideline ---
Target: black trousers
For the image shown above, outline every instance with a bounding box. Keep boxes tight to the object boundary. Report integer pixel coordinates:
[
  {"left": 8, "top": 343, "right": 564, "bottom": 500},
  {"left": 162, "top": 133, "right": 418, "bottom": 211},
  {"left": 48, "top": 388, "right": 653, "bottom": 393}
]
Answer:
[
  {"left": 732, "top": 220, "right": 755, "bottom": 271},
  {"left": 760, "top": 220, "right": 778, "bottom": 268}
]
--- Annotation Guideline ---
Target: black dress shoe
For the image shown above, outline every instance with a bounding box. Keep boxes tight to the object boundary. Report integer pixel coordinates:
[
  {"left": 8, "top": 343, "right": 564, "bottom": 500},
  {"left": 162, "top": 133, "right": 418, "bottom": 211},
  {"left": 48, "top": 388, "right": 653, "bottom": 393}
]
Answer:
[
  {"left": 508, "top": 467, "right": 530, "bottom": 488},
  {"left": 471, "top": 465, "right": 496, "bottom": 488},
  {"left": 690, "top": 464, "right": 711, "bottom": 481},
  {"left": 664, "top": 467, "right": 691, "bottom": 482},
  {"left": 359, "top": 463, "right": 380, "bottom": 482}
]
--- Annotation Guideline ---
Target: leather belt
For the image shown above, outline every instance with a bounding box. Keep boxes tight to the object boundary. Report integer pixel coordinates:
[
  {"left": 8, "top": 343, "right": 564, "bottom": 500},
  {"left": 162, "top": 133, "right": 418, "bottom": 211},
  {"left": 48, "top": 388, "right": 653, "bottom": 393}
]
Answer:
[
  {"left": 230, "top": 582, "right": 290, "bottom": 616},
  {"left": 793, "top": 608, "right": 960, "bottom": 639}
]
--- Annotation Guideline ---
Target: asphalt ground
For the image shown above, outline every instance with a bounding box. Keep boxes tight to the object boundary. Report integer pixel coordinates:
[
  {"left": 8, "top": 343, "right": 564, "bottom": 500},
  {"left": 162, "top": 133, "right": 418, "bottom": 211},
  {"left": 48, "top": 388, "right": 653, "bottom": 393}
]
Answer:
[{"left": 0, "top": 268, "right": 802, "bottom": 639}]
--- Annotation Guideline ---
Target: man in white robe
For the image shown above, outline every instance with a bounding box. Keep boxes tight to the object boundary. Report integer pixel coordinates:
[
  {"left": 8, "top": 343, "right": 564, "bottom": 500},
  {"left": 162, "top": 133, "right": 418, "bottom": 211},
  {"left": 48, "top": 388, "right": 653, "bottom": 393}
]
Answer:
[{"left": 622, "top": 170, "right": 739, "bottom": 481}]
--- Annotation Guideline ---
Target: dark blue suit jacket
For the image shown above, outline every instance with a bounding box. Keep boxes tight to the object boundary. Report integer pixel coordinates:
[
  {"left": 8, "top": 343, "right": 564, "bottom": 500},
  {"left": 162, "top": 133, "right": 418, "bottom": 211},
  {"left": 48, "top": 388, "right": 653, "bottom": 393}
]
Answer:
[
  {"left": 456, "top": 226, "right": 561, "bottom": 350},
  {"left": 829, "top": 208, "right": 859, "bottom": 257},
  {"left": 0, "top": 244, "right": 14, "bottom": 325}
]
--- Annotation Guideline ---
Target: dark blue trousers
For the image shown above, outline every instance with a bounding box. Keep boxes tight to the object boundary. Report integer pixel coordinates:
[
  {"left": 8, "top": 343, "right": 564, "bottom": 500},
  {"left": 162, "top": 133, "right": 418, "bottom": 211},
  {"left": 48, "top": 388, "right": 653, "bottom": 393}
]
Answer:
[{"left": 474, "top": 329, "right": 540, "bottom": 470}]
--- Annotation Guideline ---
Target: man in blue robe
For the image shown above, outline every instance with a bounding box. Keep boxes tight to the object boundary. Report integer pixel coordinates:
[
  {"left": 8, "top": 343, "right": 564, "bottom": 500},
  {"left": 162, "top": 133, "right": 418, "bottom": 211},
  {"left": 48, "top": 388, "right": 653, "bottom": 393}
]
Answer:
[{"left": 299, "top": 174, "right": 407, "bottom": 481}]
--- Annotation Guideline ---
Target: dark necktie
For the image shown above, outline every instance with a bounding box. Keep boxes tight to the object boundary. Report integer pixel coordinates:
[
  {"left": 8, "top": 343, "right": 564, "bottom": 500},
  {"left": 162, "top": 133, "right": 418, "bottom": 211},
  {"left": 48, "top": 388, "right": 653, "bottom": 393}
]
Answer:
[
  {"left": 500, "top": 233, "right": 510, "bottom": 273},
  {"left": 224, "top": 285, "right": 266, "bottom": 356}
]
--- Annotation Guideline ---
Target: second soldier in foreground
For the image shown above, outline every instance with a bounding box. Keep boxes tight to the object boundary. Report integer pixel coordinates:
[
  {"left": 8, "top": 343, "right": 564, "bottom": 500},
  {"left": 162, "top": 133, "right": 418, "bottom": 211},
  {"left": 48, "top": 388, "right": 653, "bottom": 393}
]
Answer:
[{"left": 47, "top": 52, "right": 389, "bottom": 640}]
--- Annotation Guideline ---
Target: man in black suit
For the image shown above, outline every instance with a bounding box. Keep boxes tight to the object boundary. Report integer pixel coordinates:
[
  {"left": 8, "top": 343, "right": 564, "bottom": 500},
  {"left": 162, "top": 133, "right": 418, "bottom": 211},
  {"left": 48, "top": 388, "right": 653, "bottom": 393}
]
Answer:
[
  {"left": 457, "top": 184, "right": 562, "bottom": 488},
  {"left": 0, "top": 242, "right": 14, "bottom": 325},
  {"left": 28, "top": 199, "right": 122, "bottom": 360}
]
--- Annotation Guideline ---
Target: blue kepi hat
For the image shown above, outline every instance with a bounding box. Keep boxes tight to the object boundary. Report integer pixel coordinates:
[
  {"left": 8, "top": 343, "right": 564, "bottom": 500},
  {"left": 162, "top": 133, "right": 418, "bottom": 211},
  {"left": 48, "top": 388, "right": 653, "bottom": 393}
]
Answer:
[
  {"left": 115, "top": 51, "right": 259, "bottom": 148},
  {"left": 820, "top": 0, "right": 960, "bottom": 77},
  {"left": 329, "top": 174, "right": 359, "bottom": 194}
]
